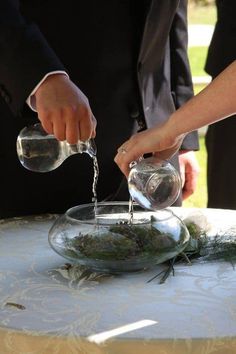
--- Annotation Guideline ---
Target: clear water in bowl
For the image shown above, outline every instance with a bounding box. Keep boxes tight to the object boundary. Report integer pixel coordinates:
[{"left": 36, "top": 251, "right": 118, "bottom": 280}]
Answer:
[{"left": 48, "top": 202, "right": 190, "bottom": 273}]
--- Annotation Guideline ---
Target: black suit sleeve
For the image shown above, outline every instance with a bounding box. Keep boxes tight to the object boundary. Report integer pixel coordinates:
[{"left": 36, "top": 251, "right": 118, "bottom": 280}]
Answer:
[
  {"left": 0, "top": 0, "right": 66, "bottom": 115},
  {"left": 205, "top": 0, "right": 236, "bottom": 77},
  {"left": 169, "top": 0, "right": 199, "bottom": 151}
]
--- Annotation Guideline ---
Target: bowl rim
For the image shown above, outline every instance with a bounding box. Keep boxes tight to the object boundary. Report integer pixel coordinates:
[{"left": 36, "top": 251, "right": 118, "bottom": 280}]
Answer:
[{"left": 61, "top": 201, "right": 176, "bottom": 226}]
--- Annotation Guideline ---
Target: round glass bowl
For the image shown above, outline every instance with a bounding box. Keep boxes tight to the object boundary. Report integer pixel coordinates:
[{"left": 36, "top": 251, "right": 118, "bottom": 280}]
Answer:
[{"left": 48, "top": 202, "right": 190, "bottom": 273}]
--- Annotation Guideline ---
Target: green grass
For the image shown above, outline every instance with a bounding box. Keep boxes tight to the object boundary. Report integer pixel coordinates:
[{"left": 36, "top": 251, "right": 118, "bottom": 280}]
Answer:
[
  {"left": 183, "top": 3, "right": 214, "bottom": 207},
  {"left": 188, "top": 3, "right": 217, "bottom": 25},
  {"left": 183, "top": 136, "right": 208, "bottom": 208},
  {"left": 194, "top": 84, "right": 207, "bottom": 95},
  {"left": 188, "top": 46, "right": 209, "bottom": 77}
]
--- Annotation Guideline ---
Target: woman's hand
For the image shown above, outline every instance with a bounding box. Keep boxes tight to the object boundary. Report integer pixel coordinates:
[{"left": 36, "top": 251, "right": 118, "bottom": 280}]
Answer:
[{"left": 114, "top": 122, "right": 185, "bottom": 178}]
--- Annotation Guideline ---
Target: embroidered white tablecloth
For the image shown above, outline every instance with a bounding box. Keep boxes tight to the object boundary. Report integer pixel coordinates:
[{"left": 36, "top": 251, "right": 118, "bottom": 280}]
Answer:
[{"left": 0, "top": 207, "right": 236, "bottom": 354}]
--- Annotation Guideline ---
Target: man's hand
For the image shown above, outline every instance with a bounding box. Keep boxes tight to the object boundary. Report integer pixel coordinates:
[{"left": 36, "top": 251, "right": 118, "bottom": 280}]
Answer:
[
  {"left": 34, "top": 74, "right": 97, "bottom": 144},
  {"left": 179, "top": 150, "right": 200, "bottom": 200}
]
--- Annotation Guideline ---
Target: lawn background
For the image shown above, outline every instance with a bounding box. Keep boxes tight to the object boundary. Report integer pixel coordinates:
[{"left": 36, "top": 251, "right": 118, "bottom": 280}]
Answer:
[{"left": 183, "top": 2, "right": 216, "bottom": 208}]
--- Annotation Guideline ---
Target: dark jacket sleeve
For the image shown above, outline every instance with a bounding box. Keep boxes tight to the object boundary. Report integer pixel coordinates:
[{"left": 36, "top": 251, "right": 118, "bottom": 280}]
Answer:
[
  {"left": 205, "top": 0, "right": 236, "bottom": 78},
  {"left": 169, "top": 0, "right": 199, "bottom": 151},
  {"left": 0, "top": 0, "right": 66, "bottom": 116}
]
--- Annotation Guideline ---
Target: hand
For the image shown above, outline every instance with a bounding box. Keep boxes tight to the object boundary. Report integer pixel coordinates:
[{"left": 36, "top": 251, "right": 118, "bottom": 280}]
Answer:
[
  {"left": 114, "top": 123, "right": 185, "bottom": 178},
  {"left": 34, "top": 74, "right": 97, "bottom": 144},
  {"left": 178, "top": 151, "right": 200, "bottom": 200}
]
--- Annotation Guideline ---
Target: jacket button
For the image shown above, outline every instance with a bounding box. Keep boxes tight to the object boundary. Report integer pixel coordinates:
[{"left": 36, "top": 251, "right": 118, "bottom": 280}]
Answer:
[
  {"left": 4, "top": 93, "right": 11, "bottom": 104},
  {"left": 0, "top": 84, "right": 11, "bottom": 104},
  {"left": 130, "top": 109, "right": 140, "bottom": 118}
]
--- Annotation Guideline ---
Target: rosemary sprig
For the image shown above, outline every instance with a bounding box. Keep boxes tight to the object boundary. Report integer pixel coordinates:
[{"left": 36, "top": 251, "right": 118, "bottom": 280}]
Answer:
[
  {"left": 62, "top": 221, "right": 179, "bottom": 261},
  {"left": 148, "top": 221, "right": 236, "bottom": 284}
]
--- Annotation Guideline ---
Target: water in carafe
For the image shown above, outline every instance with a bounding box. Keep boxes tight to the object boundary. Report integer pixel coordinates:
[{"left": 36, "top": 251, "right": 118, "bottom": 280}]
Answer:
[
  {"left": 16, "top": 123, "right": 97, "bottom": 173},
  {"left": 128, "top": 156, "right": 181, "bottom": 210}
]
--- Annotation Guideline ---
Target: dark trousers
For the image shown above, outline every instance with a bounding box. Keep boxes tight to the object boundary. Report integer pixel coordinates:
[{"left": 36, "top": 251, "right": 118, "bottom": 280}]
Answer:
[{"left": 205, "top": 115, "right": 236, "bottom": 209}]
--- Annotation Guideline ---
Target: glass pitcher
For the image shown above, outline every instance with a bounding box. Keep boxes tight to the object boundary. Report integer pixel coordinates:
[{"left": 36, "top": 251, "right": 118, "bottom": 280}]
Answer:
[
  {"left": 128, "top": 156, "right": 181, "bottom": 210},
  {"left": 16, "top": 123, "right": 96, "bottom": 172}
]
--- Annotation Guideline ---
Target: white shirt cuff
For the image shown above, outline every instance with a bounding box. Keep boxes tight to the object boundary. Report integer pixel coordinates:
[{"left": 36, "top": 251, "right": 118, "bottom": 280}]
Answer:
[{"left": 26, "top": 71, "right": 69, "bottom": 111}]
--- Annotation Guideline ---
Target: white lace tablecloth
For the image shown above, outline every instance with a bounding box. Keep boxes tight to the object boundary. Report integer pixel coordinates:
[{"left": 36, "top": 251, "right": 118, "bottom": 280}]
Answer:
[{"left": 0, "top": 207, "right": 236, "bottom": 354}]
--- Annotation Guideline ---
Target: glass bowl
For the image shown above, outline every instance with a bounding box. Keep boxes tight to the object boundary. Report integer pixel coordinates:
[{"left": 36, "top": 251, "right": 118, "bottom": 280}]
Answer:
[{"left": 48, "top": 202, "right": 190, "bottom": 273}]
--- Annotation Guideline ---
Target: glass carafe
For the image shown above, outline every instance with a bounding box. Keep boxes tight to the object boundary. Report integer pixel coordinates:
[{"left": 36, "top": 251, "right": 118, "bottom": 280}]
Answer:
[
  {"left": 16, "top": 123, "right": 97, "bottom": 172},
  {"left": 128, "top": 156, "right": 181, "bottom": 210}
]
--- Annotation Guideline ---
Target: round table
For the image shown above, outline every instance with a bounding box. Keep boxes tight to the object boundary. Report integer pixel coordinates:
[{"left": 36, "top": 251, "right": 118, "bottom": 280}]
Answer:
[{"left": 0, "top": 207, "right": 236, "bottom": 354}]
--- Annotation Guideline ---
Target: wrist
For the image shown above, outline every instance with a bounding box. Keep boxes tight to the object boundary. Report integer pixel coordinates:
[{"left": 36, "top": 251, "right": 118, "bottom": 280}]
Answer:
[
  {"left": 164, "top": 116, "right": 186, "bottom": 146},
  {"left": 27, "top": 71, "right": 69, "bottom": 111},
  {"left": 36, "top": 72, "right": 69, "bottom": 93}
]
